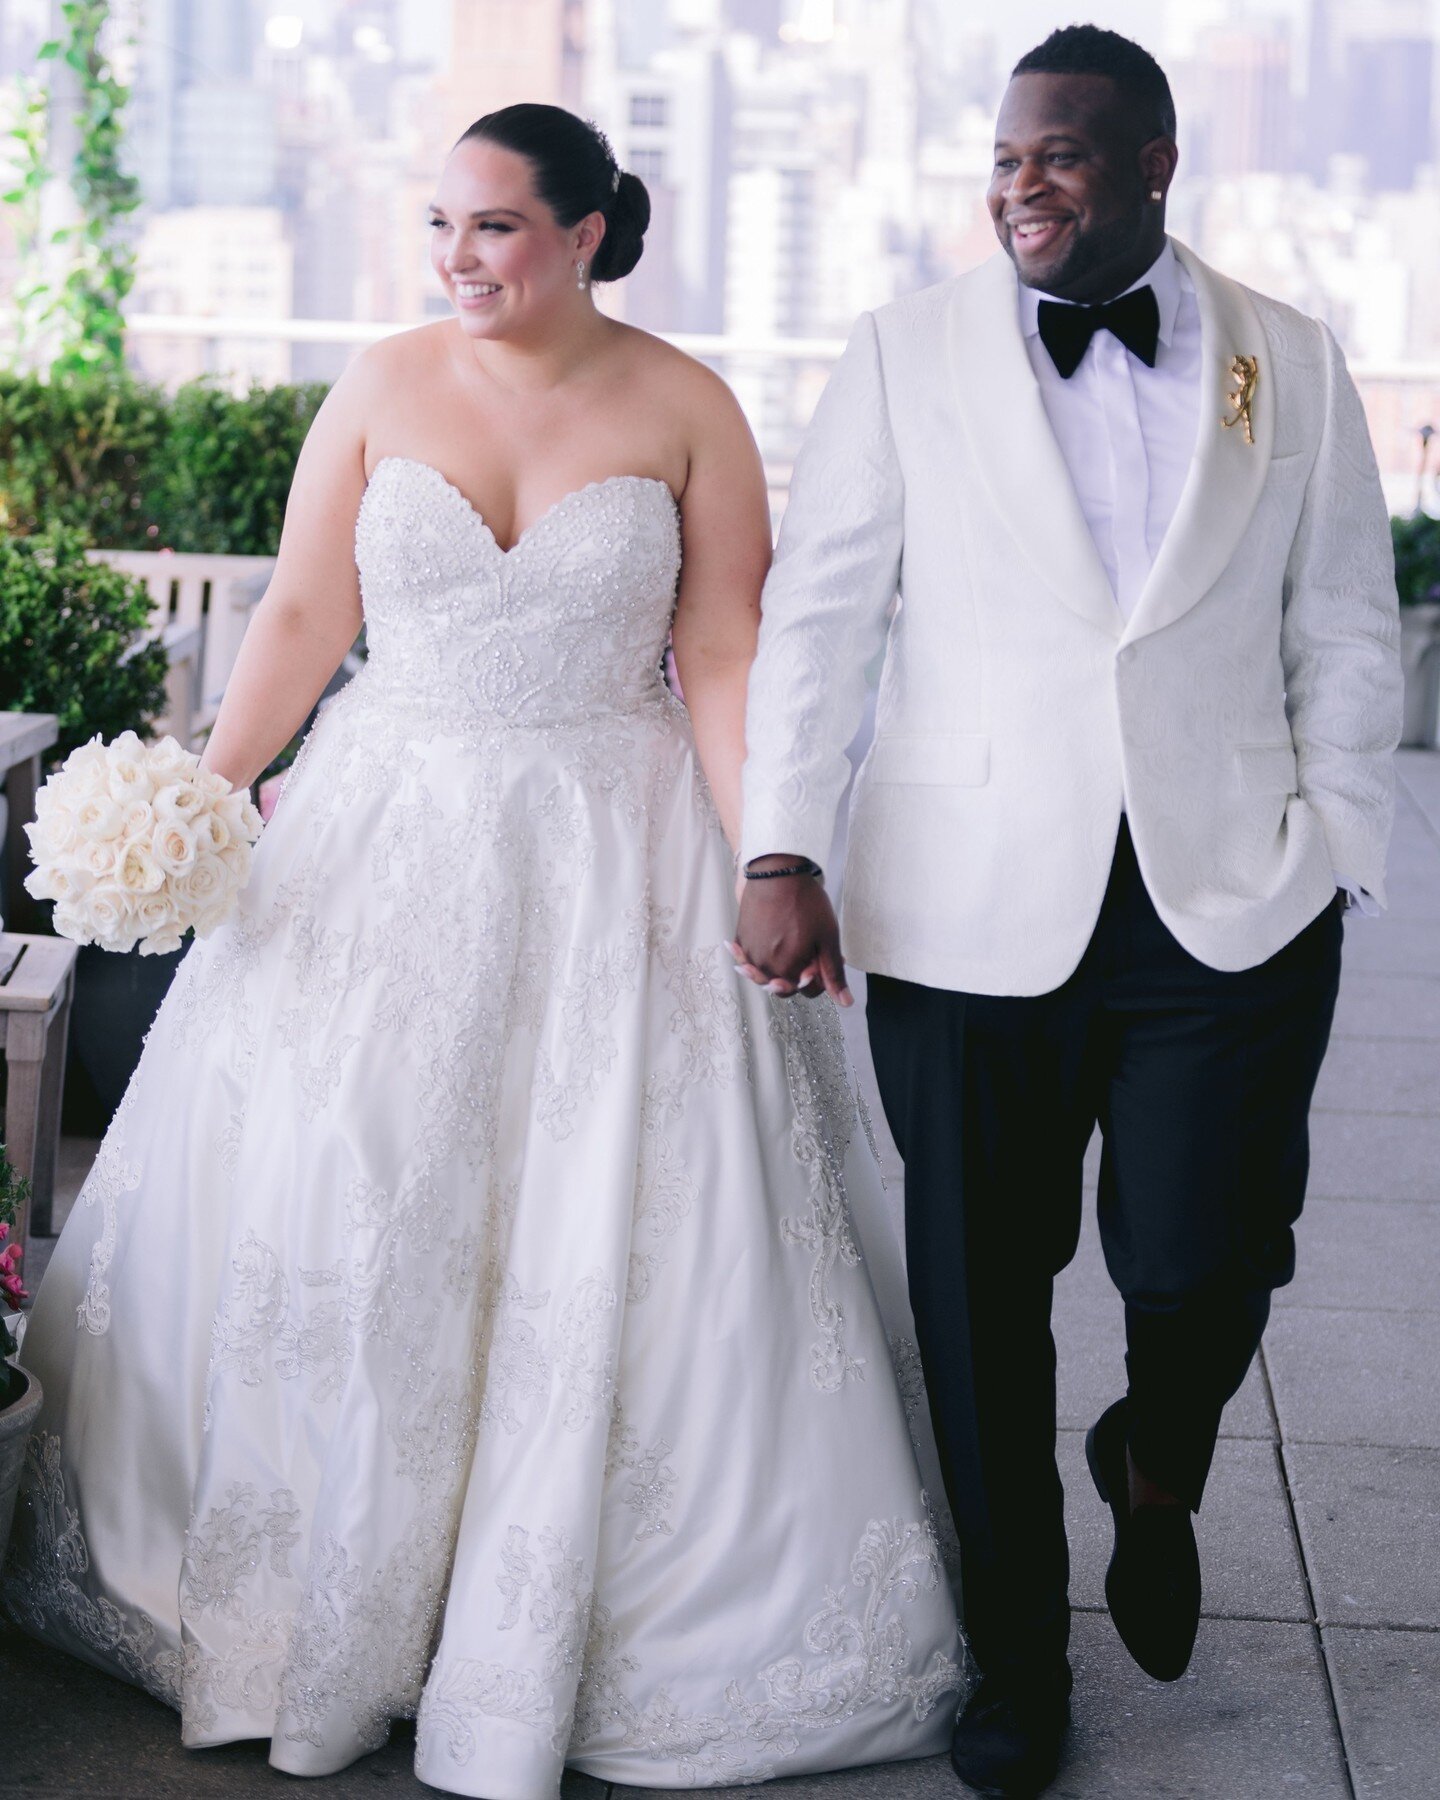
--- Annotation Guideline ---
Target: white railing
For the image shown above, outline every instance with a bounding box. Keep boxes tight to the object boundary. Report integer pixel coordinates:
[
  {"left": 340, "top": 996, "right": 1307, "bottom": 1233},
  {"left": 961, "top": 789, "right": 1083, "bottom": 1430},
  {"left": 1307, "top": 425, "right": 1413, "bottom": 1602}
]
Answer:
[
  {"left": 123, "top": 312, "right": 851, "bottom": 363},
  {"left": 92, "top": 550, "right": 275, "bottom": 750}
]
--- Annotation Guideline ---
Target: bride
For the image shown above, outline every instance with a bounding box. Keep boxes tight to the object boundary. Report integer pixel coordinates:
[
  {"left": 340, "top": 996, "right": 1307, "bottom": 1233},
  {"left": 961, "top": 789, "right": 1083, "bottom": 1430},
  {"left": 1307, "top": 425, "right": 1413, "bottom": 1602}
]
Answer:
[{"left": 3, "top": 105, "right": 960, "bottom": 1797}]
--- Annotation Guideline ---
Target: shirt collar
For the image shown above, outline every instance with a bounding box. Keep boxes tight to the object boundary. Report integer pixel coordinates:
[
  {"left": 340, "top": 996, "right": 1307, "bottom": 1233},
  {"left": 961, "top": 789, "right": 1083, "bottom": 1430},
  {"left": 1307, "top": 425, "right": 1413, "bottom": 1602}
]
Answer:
[{"left": 1018, "top": 238, "right": 1185, "bottom": 348}]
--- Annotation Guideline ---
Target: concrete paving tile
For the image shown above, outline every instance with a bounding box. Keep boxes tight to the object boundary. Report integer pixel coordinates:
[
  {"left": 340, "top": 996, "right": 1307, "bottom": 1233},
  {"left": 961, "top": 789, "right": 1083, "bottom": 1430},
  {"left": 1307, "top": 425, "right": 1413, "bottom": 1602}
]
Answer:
[
  {"left": 1060, "top": 1432, "right": 1311, "bottom": 1622},
  {"left": 1285, "top": 1444, "right": 1440, "bottom": 1629},
  {"left": 1279, "top": 1199, "right": 1440, "bottom": 1313},
  {"left": 1330, "top": 974, "right": 1440, "bottom": 1041},
  {"left": 1050, "top": 1612, "right": 1349, "bottom": 1799},
  {"left": 1307, "top": 1108, "right": 1440, "bottom": 1201},
  {"left": 1340, "top": 918, "right": 1440, "bottom": 976},
  {"left": 1266, "top": 1307, "right": 1440, "bottom": 1447},
  {"left": 1397, "top": 749, "right": 1440, "bottom": 837},
  {"left": 1375, "top": 853, "right": 1440, "bottom": 922},
  {"left": 611, "top": 1754, "right": 958, "bottom": 1800},
  {"left": 1322, "top": 1625, "right": 1440, "bottom": 1800},
  {"left": 1313, "top": 1035, "right": 1440, "bottom": 1115},
  {"left": 0, "top": 1630, "right": 447, "bottom": 1796}
]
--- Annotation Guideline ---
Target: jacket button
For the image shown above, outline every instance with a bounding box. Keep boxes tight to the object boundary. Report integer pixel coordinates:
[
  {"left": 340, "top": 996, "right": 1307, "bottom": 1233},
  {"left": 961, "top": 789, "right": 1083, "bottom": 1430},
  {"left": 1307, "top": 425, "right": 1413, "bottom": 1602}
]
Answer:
[{"left": 1117, "top": 647, "right": 1135, "bottom": 665}]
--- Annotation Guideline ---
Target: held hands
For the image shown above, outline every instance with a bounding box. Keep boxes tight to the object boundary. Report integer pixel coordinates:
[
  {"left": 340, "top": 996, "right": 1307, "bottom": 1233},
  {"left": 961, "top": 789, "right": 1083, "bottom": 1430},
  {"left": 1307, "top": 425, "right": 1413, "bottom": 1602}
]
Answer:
[{"left": 728, "top": 855, "right": 853, "bottom": 1006}]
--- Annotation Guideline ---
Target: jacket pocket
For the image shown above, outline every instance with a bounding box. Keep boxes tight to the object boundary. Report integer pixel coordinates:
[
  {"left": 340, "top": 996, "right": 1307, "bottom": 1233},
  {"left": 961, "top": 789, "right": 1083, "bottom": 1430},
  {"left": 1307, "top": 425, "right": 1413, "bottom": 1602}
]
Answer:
[
  {"left": 866, "top": 733, "right": 990, "bottom": 788},
  {"left": 1235, "top": 741, "right": 1300, "bottom": 796}
]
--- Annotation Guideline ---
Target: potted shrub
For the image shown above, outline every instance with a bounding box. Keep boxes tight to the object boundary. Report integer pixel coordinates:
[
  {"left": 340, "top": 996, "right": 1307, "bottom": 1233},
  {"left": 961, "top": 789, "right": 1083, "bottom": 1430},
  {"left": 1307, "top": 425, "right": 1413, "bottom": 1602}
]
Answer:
[
  {"left": 1392, "top": 513, "right": 1440, "bottom": 748},
  {"left": 0, "top": 1148, "right": 40, "bottom": 1564},
  {"left": 0, "top": 526, "right": 174, "bottom": 1120}
]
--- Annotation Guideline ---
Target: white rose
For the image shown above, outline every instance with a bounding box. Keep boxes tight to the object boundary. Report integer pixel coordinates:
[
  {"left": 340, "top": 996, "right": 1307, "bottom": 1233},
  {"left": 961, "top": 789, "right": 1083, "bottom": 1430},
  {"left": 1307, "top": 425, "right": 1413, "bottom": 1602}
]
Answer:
[
  {"left": 77, "top": 839, "right": 119, "bottom": 880},
  {"left": 61, "top": 737, "right": 109, "bottom": 783},
  {"left": 62, "top": 760, "right": 111, "bottom": 804},
  {"left": 214, "top": 792, "right": 263, "bottom": 844},
  {"left": 116, "top": 841, "right": 165, "bottom": 896},
  {"left": 219, "top": 838, "right": 253, "bottom": 884},
  {"left": 120, "top": 800, "right": 156, "bottom": 842},
  {"left": 154, "top": 781, "right": 205, "bottom": 824},
  {"left": 134, "top": 892, "right": 182, "bottom": 942},
  {"left": 104, "top": 735, "right": 155, "bottom": 804},
  {"left": 139, "top": 926, "right": 186, "bottom": 957},
  {"left": 51, "top": 899, "right": 91, "bottom": 945},
  {"left": 85, "top": 883, "right": 134, "bottom": 943},
  {"left": 26, "top": 810, "right": 80, "bottom": 858},
  {"left": 146, "top": 736, "right": 197, "bottom": 780},
  {"left": 24, "top": 864, "right": 68, "bottom": 903},
  {"left": 195, "top": 809, "right": 231, "bottom": 854},
  {"left": 154, "top": 819, "right": 198, "bottom": 875},
  {"left": 177, "top": 853, "right": 229, "bottom": 914},
  {"left": 194, "top": 768, "right": 232, "bottom": 803},
  {"left": 74, "top": 795, "right": 123, "bottom": 842}
]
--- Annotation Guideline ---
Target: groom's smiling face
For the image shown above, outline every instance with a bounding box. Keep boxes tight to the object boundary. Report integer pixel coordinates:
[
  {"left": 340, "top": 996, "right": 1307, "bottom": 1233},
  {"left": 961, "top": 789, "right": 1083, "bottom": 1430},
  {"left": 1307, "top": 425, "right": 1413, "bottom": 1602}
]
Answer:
[{"left": 989, "top": 72, "right": 1175, "bottom": 303}]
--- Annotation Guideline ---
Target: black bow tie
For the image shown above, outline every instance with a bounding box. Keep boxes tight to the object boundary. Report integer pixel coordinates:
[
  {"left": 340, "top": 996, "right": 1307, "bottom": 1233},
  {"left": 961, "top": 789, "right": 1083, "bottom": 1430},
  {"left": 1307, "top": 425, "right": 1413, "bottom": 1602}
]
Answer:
[{"left": 1036, "top": 285, "right": 1160, "bottom": 379}]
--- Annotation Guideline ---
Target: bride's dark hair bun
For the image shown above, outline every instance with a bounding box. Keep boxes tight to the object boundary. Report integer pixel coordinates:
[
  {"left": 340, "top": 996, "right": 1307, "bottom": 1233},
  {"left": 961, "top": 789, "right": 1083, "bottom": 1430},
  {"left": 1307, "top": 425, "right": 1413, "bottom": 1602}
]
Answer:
[
  {"left": 459, "top": 102, "right": 650, "bottom": 283},
  {"left": 594, "top": 171, "right": 650, "bottom": 282}
]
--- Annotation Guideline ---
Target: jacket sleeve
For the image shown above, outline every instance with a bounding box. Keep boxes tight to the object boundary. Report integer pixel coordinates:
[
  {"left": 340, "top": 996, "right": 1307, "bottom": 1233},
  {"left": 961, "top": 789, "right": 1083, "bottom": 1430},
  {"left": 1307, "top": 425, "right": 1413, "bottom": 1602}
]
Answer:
[
  {"left": 739, "top": 310, "right": 905, "bottom": 872},
  {"left": 1281, "top": 321, "right": 1403, "bottom": 905}
]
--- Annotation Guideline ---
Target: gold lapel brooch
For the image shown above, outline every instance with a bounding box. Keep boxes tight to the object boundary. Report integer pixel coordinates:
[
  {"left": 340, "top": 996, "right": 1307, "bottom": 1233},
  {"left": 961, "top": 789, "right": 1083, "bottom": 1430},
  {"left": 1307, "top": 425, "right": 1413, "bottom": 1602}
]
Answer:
[{"left": 1223, "top": 354, "right": 1259, "bottom": 445}]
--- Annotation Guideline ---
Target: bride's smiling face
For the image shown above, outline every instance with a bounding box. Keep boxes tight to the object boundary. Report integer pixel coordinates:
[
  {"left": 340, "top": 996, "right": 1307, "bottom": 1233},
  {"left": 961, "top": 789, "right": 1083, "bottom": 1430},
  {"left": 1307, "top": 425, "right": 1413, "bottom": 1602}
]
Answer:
[{"left": 428, "top": 139, "right": 603, "bottom": 340}]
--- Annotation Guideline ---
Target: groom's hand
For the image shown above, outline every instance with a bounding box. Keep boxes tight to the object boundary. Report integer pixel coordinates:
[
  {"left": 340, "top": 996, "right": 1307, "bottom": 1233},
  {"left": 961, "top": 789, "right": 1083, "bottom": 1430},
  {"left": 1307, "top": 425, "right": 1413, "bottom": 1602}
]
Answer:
[{"left": 730, "top": 856, "right": 853, "bottom": 1006}]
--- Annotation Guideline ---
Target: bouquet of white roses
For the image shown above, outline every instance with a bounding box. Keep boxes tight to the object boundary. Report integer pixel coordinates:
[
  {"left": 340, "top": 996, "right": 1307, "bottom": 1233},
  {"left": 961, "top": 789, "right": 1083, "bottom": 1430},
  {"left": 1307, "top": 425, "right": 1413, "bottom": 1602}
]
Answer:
[{"left": 24, "top": 732, "right": 263, "bottom": 956}]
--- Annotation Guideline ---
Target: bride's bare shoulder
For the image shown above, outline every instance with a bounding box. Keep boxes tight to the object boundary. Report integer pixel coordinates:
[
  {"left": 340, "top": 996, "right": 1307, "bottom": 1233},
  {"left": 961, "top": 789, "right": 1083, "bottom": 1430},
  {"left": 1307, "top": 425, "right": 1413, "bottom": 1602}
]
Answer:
[
  {"left": 615, "top": 323, "right": 747, "bottom": 425},
  {"left": 340, "top": 320, "right": 456, "bottom": 394},
  {"left": 323, "top": 322, "right": 461, "bottom": 457}
]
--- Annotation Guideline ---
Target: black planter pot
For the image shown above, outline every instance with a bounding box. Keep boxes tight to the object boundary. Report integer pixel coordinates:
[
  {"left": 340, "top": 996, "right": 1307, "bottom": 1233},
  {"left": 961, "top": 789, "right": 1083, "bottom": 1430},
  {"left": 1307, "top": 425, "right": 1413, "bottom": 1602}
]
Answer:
[{"left": 67, "top": 941, "right": 186, "bottom": 1126}]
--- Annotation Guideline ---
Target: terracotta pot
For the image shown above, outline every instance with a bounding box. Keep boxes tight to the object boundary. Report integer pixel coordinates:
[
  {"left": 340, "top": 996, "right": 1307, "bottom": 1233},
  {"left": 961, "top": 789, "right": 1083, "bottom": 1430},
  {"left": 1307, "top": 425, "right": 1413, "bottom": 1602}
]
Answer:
[{"left": 0, "top": 1363, "right": 42, "bottom": 1563}]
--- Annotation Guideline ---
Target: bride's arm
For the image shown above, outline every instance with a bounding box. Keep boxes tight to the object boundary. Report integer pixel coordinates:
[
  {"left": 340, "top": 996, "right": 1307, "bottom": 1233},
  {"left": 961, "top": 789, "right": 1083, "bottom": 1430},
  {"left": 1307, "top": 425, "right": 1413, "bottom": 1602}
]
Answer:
[
  {"left": 668, "top": 366, "right": 773, "bottom": 851},
  {"left": 199, "top": 355, "right": 376, "bottom": 793}
]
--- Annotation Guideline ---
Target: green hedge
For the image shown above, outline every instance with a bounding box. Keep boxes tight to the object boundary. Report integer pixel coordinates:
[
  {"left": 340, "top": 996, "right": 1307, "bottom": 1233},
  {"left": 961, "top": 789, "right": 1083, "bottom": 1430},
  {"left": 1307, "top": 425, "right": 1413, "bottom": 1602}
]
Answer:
[
  {"left": 0, "top": 371, "right": 328, "bottom": 556},
  {"left": 0, "top": 524, "right": 169, "bottom": 764},
  {"left": 1392, "top": 512, "right": 1440, "bottom": 609}
]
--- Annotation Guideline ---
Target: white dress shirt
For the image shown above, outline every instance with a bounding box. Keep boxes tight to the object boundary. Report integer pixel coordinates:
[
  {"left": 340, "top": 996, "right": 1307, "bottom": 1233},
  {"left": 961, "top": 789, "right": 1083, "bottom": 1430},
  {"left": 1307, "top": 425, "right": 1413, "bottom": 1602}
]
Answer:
[
  {"left": 1019, "top": 240, "right": 1367, "bottom": 909},
  {"left": 1019, "top": 240, "right": 1201, "bottom": 621}
]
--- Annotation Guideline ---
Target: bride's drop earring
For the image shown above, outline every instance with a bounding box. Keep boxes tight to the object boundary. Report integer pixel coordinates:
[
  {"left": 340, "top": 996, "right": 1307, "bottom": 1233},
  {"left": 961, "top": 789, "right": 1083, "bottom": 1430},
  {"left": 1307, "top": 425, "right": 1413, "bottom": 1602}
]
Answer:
[
  {"left": 576, "top": 260, "right": 588, "bottom": 290},
  {"left": 1150, "top": 189, "right": 1163, "bottom": 201}
]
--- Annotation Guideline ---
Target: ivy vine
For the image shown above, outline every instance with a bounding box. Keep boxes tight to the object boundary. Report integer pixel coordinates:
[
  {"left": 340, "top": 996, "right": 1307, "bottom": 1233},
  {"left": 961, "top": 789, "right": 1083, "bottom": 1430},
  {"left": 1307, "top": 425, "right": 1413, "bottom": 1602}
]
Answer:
[
  {"left": 11, "top": 1, "right": 140, "bottom": 376},
  {"left": 1, "top": 76, "right": 49, "bottom": 367}
]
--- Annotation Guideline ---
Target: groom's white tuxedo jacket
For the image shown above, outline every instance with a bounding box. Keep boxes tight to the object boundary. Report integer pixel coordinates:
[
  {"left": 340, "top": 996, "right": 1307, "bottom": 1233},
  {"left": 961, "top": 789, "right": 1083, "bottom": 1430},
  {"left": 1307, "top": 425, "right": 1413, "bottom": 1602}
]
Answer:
[{"left": 740, "top": 241, "right": 1403, "bottom": 995}]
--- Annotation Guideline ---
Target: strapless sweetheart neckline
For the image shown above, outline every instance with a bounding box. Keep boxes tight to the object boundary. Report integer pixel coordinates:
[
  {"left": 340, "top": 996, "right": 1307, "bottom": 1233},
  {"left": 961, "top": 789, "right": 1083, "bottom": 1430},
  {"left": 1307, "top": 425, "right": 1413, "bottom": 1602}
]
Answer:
[{"left": 366, "top": 456, "right": 676, "bottom": 557}]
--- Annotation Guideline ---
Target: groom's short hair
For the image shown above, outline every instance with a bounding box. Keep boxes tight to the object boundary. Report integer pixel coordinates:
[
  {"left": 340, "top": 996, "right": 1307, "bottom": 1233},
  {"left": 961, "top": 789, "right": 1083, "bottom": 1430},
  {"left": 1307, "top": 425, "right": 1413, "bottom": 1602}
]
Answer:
[{"left": 1012, "top": 24, "right": 1177, "bottom": 143}]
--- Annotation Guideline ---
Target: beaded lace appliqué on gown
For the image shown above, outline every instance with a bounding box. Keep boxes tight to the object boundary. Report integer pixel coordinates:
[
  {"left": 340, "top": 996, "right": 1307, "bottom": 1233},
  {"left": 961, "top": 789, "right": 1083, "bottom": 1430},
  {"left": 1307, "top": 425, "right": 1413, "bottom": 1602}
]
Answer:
[{"left": 3, "top": 461, "right": 960, "bottom": 1800}]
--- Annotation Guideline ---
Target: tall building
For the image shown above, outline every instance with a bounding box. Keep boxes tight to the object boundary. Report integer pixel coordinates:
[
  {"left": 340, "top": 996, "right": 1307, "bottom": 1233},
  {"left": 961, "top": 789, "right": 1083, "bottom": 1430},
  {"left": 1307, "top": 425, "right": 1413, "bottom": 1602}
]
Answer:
[
  {"left": 130, "top": 204, "right": 293, "bottom": 387},
  {"left": 1307, "top": 0, "right": 1435, "bottom": 190},
  {"left": 1185, "top": 21, "right": 1293, "bottom": 179},
  {"left": 446, "top": 0, "right": 585, "bottom": 140}
]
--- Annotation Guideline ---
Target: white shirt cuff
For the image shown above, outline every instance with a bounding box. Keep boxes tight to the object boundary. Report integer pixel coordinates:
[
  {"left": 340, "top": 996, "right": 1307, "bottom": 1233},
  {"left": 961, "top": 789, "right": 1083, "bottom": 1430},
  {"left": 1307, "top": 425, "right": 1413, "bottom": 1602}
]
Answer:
[{"left": 1335, "top": 875, "right": 1381, "bottom": 917}]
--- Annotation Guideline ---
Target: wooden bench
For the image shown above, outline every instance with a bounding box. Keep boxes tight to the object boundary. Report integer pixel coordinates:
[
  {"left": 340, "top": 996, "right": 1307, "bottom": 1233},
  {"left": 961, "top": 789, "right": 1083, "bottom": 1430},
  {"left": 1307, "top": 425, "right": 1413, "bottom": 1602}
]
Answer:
[{"left": 0, "top": 932, "right": 78, "bottom": 1244}]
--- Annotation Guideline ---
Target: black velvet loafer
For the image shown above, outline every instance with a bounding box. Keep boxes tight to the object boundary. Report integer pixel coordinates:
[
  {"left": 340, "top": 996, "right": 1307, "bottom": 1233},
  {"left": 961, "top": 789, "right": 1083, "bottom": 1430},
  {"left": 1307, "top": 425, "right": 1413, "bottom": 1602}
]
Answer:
[
  {"left": 949, "top": 1665, "right": 1070, "bottom": 1798},
  {"left": 1086, "top": 1397, "right": 1201, "bottom": 1681}
]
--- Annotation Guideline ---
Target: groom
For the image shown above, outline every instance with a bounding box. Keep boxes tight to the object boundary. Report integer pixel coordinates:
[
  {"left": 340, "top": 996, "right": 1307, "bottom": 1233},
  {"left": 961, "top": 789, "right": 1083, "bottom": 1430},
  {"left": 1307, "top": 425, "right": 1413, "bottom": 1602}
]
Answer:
[{"left": 733, "top": 24, "right": 1402, "bottom": 1800}]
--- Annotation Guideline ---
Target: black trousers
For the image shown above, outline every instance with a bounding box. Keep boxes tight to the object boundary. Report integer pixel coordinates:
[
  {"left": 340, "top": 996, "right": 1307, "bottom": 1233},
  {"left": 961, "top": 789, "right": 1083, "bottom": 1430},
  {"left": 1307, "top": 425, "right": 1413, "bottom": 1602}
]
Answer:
[{"left": 866, "top": 819, "right": 1343, "bottom": 1683}]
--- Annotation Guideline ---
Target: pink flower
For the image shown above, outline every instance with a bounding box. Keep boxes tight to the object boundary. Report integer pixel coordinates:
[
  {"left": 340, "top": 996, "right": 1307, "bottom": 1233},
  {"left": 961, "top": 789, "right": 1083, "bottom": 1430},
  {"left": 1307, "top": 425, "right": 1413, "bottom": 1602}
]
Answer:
[{"left": 0, "top": 1221, "right": 8, "bottom": 1243}]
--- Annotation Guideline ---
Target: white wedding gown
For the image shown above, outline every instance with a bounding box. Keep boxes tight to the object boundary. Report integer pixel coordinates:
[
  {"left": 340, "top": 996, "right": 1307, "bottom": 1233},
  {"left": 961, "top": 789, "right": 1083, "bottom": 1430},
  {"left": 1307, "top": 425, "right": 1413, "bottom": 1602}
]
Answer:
[{"left": 4, "top": 459, "right": 961, "bottom": 1797}]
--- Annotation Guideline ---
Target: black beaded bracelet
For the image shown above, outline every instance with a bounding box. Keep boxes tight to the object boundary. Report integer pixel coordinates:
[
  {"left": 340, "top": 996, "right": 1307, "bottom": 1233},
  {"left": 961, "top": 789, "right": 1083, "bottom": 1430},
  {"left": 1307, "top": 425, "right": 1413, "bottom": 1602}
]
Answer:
[{"left": 743, "top": 857, "right": 823, "bottom": 881}]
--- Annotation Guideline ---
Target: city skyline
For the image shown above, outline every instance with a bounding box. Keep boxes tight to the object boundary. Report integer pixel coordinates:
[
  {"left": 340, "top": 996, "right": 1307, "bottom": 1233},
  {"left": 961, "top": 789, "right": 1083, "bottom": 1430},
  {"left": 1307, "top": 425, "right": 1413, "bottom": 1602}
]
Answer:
[{"left": 0, "top": 0, "right": 1436, "bottom": 500}]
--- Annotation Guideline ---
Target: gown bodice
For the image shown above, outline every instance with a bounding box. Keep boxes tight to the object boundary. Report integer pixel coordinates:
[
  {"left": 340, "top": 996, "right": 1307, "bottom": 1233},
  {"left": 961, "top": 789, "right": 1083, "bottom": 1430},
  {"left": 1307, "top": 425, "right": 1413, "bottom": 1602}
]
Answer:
[{"left": 353, "top": 458, "right": 682, "bottom": 730}]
